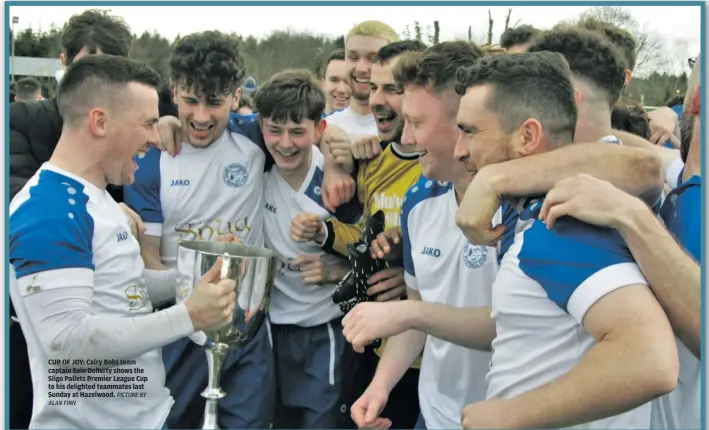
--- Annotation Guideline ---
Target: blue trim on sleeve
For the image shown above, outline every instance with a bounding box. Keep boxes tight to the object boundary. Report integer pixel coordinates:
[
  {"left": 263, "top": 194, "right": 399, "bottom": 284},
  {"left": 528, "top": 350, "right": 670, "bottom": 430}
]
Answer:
[
  {"left": 400, "top": 176, "right": 449, "bottom": 278},
  {"left": 517, "top": 199, "right": 636, "bottom": 312},
  {"left": 124, "top": 147, "right": 163, "bottom": 224},
  {"left": 229, "top": 112, "right": 274, "bottom": 171},
  {"left": 10, "top": 170, "right": 95, "bottom": 278}
]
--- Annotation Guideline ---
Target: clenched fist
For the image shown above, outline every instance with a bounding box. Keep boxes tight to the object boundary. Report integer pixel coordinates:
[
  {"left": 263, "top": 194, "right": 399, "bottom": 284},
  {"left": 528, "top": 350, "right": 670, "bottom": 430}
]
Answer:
[{"left": 291, "top": 212, "right": 327, "bottom": 244}]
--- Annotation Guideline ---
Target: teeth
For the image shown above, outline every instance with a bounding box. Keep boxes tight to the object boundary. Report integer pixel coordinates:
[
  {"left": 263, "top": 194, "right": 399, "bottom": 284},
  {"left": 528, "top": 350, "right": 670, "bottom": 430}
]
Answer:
[
  {"left": 353, "top": 77, "right": 370, "bottom": 84},
  {"left": 136, "top": 150, "right": 146, "bottom": 159}
]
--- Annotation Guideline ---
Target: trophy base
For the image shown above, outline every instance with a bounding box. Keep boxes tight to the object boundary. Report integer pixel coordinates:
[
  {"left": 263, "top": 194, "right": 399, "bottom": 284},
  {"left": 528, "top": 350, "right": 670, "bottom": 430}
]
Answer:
[{"left": 200, "top": 399, "right": 220, "bottom": 429}]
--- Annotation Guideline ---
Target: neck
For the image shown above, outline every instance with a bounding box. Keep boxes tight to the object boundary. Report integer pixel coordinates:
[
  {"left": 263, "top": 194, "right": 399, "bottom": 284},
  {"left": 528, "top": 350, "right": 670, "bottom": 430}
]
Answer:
[
  {"left": 280, "top": 153, "right": 313, "bottom": 191},
  {"left": 348, "top": 97, "right": 371, "bottom": 116},
  {"left": 575, "top": 104, "right": 612, "bottom": 143},
  {"left": 50, "top": 132, "right": 107, "bottom": 189},
  {"left": 324, "top": 104, "right": 335, "bottom": 115},
  {"left": 451, "top": 169, "right": 471, "bottom": 207}
]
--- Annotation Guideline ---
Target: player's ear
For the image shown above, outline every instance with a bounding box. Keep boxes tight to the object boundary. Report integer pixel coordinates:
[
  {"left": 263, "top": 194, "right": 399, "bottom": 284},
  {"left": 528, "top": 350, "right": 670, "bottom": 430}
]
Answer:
[
  {"left": 257, "top": 113, "right": 263, "bottom": 128},
  {"left": 314, "top": 118, "right": 327, "bottom": 140},
  {"left": 515, "top": 118, "right": 544, "bottom": 156}
]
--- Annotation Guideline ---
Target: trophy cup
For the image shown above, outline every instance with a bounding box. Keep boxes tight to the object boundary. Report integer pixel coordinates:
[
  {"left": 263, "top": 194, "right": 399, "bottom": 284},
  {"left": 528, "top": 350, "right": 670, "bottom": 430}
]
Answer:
[
  {"left": 332, "top": 210, "right": 388, "bottom": 348},
  {"left": 176, "top": 240, "right": 277, "bottom": 430}
]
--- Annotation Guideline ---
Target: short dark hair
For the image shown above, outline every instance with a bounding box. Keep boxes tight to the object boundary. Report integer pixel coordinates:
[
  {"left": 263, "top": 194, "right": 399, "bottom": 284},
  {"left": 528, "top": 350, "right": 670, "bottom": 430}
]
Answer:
[
  {"left": 576, "top": 17, "right": 637, "bottom": 71},
  {"left": 322, "top": 49, "right": 345, "bottom": 78},
  {"left": 455, "top": 51, "right": 577, "bottom": 146},
  {"left": 500, "top": 25, "right": 540, "bottom": 49},
  {"left": 170, "top": 31, "right": 246, "bottom": 97},
  {"left": 393, "top": 41, "right": 485, "bottom": 93},
  {"left": 376, "top": 40, "right": 427, "bottom": 64},
  {"left": 528, "top": 27, "right": 626, "bottom": 107},
  {"left": 253, "top": 69, "right": 326, "bottom": 124},
  {"left": 57, "top": 55, "right": 160, "bottom": 126},
  {"left": 611, "top": 101, "right": 651, "bottom": 139},
  {"left": 15, "top": 77, "right": 42, "bottom": 100},
  {"left": 61, "top": 10, "right": 133, "bottom": 65}
]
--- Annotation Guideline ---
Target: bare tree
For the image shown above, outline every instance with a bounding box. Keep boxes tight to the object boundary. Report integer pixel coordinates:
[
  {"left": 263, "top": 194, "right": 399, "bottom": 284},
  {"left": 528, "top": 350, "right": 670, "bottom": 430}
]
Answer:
[
  {"left": 468, "top": 25, "right": 472, "bottom": 42},
  {"left": 580, "top": 6, "right": 666, "bottom": 75},
  {"left": 433, "top": 21, "right": 440, "bottom": 44},
  {"left": 487, "top": 10, "right": 494, "bottom": 45}
]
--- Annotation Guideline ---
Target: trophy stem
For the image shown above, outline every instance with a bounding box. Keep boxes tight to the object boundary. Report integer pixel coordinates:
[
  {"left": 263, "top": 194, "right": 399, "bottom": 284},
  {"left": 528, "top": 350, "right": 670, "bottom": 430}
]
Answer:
[{"left": 200, "top": 342, "right": 229, "bottom": 430}]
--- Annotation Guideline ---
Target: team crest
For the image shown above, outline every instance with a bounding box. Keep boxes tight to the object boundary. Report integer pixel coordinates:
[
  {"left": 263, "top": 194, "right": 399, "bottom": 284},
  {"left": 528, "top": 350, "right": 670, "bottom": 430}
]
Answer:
[
  {"left": 462, "top": 240, "right": 487, "bottom": 269},
  {"left": 223, "top": 163, "right": 248, "bottom": 188}
]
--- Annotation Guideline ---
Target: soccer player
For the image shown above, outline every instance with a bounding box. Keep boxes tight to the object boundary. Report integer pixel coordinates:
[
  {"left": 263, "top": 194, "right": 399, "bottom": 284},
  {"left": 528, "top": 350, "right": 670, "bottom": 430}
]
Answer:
[
  {"left": 454, "top": 51, "right": 677, "bottom": 429},
  {"left": 123, "top": 31, "right": 274, "bottom": 429},
  {"left": 256, "top": 68, "right": 356, "bottom": 428},
  {"left": 321, "top": 49, "right": 352, "bottom": 116},
  {"left": 325, "top": 20, "right": 400, "bottom": 139},
  {"left": 8, "top": 55, "right": 237, "bottom": 430},
  {"left": 291, "top": 39, "right": 427, "bottom": 430},
  {"left": 538, "top": 55, "right": 702, "bottom": 430}
]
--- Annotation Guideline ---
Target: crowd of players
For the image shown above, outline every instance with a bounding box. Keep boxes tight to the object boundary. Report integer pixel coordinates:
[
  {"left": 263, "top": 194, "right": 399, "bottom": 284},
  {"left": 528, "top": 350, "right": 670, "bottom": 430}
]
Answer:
[{"left": 7, "top": 8, "right": 701, "bottom": 430}]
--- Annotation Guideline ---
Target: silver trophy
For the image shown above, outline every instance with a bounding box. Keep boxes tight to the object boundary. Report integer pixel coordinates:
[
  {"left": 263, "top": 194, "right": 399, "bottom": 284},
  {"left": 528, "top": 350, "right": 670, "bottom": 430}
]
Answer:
[{"left": 176, "top": 241, "right": 277, "bottom": 429}]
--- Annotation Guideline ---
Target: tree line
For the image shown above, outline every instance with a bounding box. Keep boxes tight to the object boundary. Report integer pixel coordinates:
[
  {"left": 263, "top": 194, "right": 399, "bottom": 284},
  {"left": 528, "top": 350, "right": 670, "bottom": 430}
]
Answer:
[{"left": 9, "top": 6, "right": 689, "bottom": 106}]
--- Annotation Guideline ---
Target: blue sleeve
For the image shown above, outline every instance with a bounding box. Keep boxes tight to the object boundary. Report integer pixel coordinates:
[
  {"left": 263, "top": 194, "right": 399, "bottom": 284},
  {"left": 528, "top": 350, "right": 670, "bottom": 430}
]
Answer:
[
  {"left": 675, "top": 184, "right": 701, "bottom": 263},
  {"left": 123, "top": 147, "right": 163, "bottom": 224},
  {"left": 400, "top": 176, "right": 445, "bottom": 278},
  {"left": 229, "top": 112, "right": 275, "bottom": 171},
  {"left": 518, "top": 215, "right": 636, "bottom": 312},
  {"left": 498, "top": 202, "right": 519, "bottom": 263},
  {"left": 9, "top": 174, "right": 95, "bottom": 278}
]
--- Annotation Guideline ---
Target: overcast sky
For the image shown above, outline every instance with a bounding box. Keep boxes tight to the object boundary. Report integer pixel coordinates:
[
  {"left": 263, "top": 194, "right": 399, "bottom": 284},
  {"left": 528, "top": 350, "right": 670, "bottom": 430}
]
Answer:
[{"left": 8, "top": 3, "right": 702, "bottom": 73}]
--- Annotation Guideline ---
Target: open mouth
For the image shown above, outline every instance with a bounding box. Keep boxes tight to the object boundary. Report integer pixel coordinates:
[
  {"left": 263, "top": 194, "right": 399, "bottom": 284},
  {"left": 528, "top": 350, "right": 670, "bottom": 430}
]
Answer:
[
  {"left": 375, "top": 113, "right": 397, "bottom": 129},
  {"left": 133, "top": 149, "right": 148, "bottom": 168},
  {"left": 352, "top": 76, "right": 370, "bottom": 88},
  {"left": 417, "top": 149, "right": 428, "bottom": 157},
  {"left": 190, "top": 121, "right": 214, "bottom": 133},
  {"left": 276, "top": 149, "right": 299, "bottom": 158}
]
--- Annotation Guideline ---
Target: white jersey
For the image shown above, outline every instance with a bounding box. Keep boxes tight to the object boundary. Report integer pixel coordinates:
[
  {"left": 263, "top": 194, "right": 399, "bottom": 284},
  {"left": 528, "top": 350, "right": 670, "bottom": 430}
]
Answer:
[
  {"left": 666, "top": 157, "right": 685, "bottom": 189},
  {"left": 125, "top": 119, "right": 266, "bottom": 270},
  {"left": 489, "top": 199, "right": 651, "bottom": 429},
  {"left": 401, "top": 177, "right": 498, "bottom": 429},
  {"left": 263, "top": 147, "right": 344, "bottom": 327},
  {"left": 9, "top": 164, "right": 171, "bottom": 429},
  {"left": 324, "top": 108, "right": 378, "bottom": 141}
]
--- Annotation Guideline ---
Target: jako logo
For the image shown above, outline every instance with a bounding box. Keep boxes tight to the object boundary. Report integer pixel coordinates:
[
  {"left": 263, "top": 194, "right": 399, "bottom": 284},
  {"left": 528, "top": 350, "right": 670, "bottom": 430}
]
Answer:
[
  {"left": 265, "top": 203, "right": 277, "bottom": 214},
  {"left": 170, "top": 179, "right": 191, "bottom": 187},
  {"left": 116, "top": 231, "right": 129, "bottom": 242},
  {"left": 421, "top": 246, "right": 441, "bottom": 257}
]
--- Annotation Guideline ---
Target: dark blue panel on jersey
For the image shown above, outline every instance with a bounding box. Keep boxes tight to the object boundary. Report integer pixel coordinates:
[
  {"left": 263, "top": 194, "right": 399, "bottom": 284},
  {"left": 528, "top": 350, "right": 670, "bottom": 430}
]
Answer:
[
  {"left": 660, "top": 175, "right": 701, "bottom": 262},
  {"left": 124, "top": 147, "right": 164, "bottom": 224},
  {"left": 10, "top": 170, "right": 95, "bottom": 278},
  {"left": 400, "top": 175, "right": 449, "bottom": 278},
  {"left": 229, "top": 112, "right": 274, "bottom": 171},
  {"left": 517, "top": 199, "right": 636, "bottom": 312}
]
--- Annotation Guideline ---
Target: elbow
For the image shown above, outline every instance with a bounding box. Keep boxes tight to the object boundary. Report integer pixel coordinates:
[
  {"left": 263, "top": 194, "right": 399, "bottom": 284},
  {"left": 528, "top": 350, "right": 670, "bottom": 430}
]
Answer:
[{"left": 642, "top": 348, "right": 679, "bottom": 397}]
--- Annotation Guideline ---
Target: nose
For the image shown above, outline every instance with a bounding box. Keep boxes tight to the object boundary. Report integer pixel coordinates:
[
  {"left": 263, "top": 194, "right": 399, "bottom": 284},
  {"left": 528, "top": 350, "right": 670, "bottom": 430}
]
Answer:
[
  {"left": 355, "top": 58, "right": 370, "bottom": 75},
  {"left": 401, "top": 120, "right": 415, "bottom": 147},
  {"left": 453, "top": 132, "right": 469, "bottom": 162},
  {"left": 336, "top": 80, "right": 351, "bottom": 95},
  {"left": 369, "top": 87, "right": 384, "bottom": 108},
  {"left": 279, "top": 133, "right": 295, "bottom": 149},
  {"left": 192, "top": 104, "right": 211, "bottom": 123}
]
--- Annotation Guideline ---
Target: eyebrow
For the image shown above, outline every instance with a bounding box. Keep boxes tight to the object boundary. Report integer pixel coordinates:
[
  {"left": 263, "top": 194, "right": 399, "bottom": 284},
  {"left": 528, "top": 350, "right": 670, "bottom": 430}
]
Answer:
[{"left": 457, "top": 123, "right": 479, "bottom": 133}]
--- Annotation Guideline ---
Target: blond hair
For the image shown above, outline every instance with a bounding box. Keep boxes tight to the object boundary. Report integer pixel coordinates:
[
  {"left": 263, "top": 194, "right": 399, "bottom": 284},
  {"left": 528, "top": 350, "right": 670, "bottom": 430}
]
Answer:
[{"left": 346, "top": 20, "right": 400, "bottom": 44}]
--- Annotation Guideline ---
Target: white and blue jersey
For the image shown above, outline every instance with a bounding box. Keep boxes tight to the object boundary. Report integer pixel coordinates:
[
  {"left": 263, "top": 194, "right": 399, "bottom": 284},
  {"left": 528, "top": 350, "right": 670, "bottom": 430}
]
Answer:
[
  {"left": 9, "top": 164, "right": 172, "bottom": 429},
  {"left": 651, "top": 174, "right": 701, "bottom": 430},
  {"left": 401, "top": 177, "right": 498, "bottom": 430},
  {"left": 488, "top": 198, "right": 651, "bottom": 429},
  {"left": 264, "top": 146, "right": 344, "bottom": 327},
  {"left": 124, "top": 117, "right": 267, "bottom": 269}
]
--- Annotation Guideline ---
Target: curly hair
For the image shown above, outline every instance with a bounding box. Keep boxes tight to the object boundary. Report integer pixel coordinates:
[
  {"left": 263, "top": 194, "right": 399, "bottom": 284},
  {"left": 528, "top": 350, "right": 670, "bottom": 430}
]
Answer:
[
  {"left": 576, "top": 17, "right": 637, "bottom": 71},
  {"left": 253, "top": 69, "right": 326, "bottom": 124},
  {"left": 455, "top": 51, "right": 577, "bottom": 147},
  {"left": 499, "top": 25, "right": 540, "bottom": 50},
  {"left": 61, "top": 9, "right": 133, "bottom": 65},
  {"left": 527, "top": 27, "right": 626, "bottom": 107},
  {"left": 170, "top": 31, "right": 246, "bottom": 96}
]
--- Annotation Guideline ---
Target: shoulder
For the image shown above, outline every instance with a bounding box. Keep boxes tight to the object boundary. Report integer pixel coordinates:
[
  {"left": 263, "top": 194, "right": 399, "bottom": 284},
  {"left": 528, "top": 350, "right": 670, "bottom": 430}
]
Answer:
[
  {"left": 662, "top": 176, "right": 701, "bottom": 261},
  {"left": 11, "top": 99, "right": 62, "bottom": 133},
  {"left": 10, "top": 169, "right": 95, "bottom": 278},
  {"left": 228, "top": 113, "right": 261, "bottom": 142},
  {"left": 401, "top": 176, "right": 450, "bottom": 219}
]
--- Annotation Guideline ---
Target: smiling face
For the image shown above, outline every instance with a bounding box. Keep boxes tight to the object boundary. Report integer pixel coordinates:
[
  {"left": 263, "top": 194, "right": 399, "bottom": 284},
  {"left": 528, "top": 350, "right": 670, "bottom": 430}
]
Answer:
[
  {"left": 173, "top": 84, "right": 234, "bottom": 148},
  {"left": 345, "top": 35, "right": 391, "bottom": 103},
  {"left": 369, "top": 58, "right": 404, "bottom": 142},
  {"left": 322, "top": 59, "right": 352, "bottom": 112},
  {"left": 102, "top": 82, "right": 160, "bottom": 185},
  {"left": 262, "top": 117, "right": 326, "bottom": 173}
]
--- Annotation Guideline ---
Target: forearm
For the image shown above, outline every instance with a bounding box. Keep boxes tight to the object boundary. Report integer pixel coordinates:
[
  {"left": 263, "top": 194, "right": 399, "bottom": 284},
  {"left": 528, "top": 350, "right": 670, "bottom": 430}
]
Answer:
[
  {"left": 370, "top": 328, "right": 427, "bottom": 393},
  {"left": 506, "top": 338, "right": 675, "bottom": 428},
  {"left": 25, "top": 287, "right": 194, "bottom": 361},
  {"left": 617, "top": 203, "right": 701, "bottom": 358},
  {"left": 613, "top": 129, "right": 680, "bottom": 179},
  {"left": 487, "top": 143, "right": 663, "bottom": 204},
  {"left": 143, "top": 268, "right": 178, "bottom": 306},
  {"left": 140, "top": 236, "right": 167, "bottom": 270},
  {"left": 322, "top": 137, "right": 354, "bottom": 175},
  {"left": 408, "top": 302, "right": 495, "bottom": 350}
]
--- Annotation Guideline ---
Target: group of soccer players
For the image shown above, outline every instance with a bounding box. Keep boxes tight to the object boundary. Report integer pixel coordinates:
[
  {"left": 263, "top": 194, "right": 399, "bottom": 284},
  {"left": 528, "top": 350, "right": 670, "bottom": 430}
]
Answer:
[{"left": 8, "top": 9, "right": 701, "bottom": 430}]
